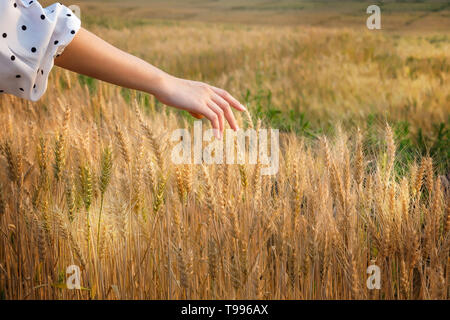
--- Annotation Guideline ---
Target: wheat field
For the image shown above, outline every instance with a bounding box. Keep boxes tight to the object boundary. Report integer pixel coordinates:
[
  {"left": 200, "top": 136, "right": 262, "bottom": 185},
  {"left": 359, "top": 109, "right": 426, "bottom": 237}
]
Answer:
[{"left": 0, "top": 0, "right": 449, "bottom": 300}]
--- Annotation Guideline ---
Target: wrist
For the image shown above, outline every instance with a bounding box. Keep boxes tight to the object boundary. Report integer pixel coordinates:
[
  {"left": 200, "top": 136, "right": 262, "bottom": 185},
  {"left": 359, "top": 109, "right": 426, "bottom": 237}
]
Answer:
[{"left": 145, "top": 70, "right": 172, "bottom": 97}]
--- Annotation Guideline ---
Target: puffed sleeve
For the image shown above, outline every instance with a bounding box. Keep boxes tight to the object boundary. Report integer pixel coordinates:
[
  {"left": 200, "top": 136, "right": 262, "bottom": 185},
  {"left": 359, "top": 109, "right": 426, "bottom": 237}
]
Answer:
[{"left": 0, "top": 0, "right": 81, "bottom": 101}]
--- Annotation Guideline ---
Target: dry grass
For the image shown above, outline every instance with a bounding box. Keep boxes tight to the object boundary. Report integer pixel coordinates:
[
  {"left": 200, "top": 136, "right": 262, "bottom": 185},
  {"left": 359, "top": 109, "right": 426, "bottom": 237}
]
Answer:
[
  {"left": 0, "top": 73, "right": 448, "bottom": 299},
  {"left": 0, "top": 1, "right": 449, "bottom": 300}
]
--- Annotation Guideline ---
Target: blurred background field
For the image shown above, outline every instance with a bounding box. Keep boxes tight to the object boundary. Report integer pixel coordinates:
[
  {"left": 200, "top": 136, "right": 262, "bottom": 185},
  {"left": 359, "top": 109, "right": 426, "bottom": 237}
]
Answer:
[
  {"left": 39, "top": 0, "right": 450, "bottom": 172},
  {"left": 49, "top": 0, "right": 450, "bottom": 31},
  {"left": 0, "top": 1, "right": 449, "bottom": 300}
]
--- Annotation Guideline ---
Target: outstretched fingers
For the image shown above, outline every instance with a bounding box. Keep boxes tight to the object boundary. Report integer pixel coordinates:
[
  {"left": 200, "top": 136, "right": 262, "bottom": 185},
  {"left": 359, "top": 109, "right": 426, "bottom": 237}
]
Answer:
[
  {"left": 188, "top": 83, "right": 246, "bottom": 138},
  {"left": 202, "top": 103, "right": 223, "bottom": 139},
  {"left": 211, "top": 86, "right": 246, "bottom": 112},
  {"left": 207, "top": 100, "right": 225, "bottom": 138},
  {"left": 212, "top": 94, "right": 239, "bottom": 131}
]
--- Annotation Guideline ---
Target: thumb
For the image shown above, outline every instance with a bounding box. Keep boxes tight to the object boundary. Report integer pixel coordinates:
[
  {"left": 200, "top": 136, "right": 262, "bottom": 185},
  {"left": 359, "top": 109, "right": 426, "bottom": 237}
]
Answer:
[{"left": 189, "top": 112, "right": 204, "bottom": 119}]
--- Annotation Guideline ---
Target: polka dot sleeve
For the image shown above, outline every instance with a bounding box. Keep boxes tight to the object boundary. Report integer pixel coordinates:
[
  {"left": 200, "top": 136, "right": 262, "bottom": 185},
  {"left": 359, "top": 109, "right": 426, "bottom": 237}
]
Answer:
[{"left": 0, "top": 1, "right": 81, "bottom": 101}]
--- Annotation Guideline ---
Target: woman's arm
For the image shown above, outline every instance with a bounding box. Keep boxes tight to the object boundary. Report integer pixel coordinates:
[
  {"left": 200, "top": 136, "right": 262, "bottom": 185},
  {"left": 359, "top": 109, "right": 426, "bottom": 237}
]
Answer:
[{"left": 55, "top": 28, "right": 245, "bottom": 138}]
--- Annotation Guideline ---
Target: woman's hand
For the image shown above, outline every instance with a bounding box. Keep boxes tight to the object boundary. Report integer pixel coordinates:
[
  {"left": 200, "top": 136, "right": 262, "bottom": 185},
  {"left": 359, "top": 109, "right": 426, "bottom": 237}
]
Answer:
[{"left": 154, "top": 75, "right": 246, "bottom": 139}]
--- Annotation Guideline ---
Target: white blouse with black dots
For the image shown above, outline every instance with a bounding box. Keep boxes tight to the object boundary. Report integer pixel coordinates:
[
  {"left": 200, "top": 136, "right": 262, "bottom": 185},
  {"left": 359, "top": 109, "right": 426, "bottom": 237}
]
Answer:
[{"left": 0, "top": 0, "right": 81, "bottom": 101}]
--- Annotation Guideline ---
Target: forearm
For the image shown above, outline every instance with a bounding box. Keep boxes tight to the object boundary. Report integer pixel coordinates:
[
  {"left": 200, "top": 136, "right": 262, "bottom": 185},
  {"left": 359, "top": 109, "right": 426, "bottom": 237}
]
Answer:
[
  {"left": 55, "top": 28, "right": 168, "bottom": 96},
  {"left": 55, "top": 27, "right": 245, "bottom": 136}
]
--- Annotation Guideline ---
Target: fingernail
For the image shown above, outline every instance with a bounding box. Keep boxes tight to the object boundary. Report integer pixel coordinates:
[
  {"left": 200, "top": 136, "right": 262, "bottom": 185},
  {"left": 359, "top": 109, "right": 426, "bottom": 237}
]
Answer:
[{"left": 240, "top": 104, "right": 246, "bottom": 110}]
